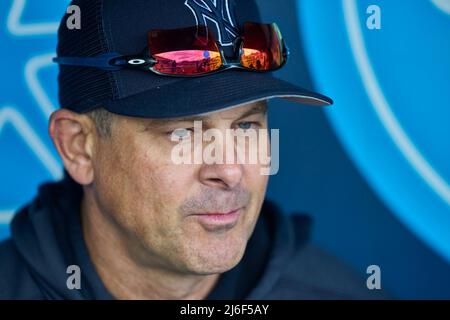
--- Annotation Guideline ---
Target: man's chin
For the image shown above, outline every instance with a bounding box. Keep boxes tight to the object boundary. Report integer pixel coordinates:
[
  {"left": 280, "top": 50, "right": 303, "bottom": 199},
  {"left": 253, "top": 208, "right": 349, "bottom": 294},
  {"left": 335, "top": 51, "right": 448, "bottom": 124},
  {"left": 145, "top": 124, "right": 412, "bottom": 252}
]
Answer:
[
  {"left": 183, "top": 243, "right": 247, "bottom": 275},
  {"left": 187, "top": 259, "right": 242, "bottom": 275}
]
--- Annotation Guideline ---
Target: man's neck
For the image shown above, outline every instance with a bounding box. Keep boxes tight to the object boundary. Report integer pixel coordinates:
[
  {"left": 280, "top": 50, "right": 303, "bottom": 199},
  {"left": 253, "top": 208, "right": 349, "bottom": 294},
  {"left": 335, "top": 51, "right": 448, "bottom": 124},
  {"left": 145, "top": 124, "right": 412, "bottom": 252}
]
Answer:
[{"left": 80, "top": 189, "right": 219, "bottom": 300}]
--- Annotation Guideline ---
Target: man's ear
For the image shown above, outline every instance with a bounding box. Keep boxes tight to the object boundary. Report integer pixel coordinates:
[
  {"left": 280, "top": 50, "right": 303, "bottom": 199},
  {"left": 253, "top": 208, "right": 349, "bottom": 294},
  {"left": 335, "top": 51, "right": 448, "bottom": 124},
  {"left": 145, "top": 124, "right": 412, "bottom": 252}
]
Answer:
[{"left": 49, "top": 109, "right": 96, "bottom": 186}]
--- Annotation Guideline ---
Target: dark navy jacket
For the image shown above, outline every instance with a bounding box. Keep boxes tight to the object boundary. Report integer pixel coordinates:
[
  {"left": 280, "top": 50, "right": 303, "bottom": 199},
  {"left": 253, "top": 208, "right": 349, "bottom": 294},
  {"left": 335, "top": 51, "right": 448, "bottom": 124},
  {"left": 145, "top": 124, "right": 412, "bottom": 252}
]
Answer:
[{"left": 0, "top": 178, "right": 387, "bottom": 299}]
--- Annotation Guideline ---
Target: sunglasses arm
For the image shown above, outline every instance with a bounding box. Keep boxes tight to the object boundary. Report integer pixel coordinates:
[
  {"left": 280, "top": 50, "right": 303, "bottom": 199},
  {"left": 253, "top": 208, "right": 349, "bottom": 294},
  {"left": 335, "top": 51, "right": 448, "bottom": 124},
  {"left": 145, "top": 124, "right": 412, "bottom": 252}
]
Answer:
[{"left": 53, "top": 52, "right": 156, "bottom": 71}]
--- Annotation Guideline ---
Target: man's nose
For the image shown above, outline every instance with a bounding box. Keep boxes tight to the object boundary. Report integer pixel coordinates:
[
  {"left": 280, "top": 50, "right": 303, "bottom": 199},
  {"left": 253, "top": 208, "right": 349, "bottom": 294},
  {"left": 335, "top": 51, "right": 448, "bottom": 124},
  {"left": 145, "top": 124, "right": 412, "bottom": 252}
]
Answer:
[{"left": 198, "top": 162, "right": 244, "bottom": 190}]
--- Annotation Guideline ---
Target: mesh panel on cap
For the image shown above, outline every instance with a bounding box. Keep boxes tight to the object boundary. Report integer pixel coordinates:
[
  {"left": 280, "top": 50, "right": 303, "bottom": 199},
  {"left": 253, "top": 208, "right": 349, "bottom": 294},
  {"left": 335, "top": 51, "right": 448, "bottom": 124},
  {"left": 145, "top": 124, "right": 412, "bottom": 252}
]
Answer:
[{"left": 56, "top": 0, "right": 118, "bottom": 112}]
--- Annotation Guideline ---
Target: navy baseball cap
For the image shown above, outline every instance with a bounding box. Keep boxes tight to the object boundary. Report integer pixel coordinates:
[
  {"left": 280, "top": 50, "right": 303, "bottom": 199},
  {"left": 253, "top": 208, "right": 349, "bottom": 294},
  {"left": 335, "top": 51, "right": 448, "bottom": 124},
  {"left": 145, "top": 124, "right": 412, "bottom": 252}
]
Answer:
[{"left": 56, "top": 0, "right": 333, "bottom": 119}]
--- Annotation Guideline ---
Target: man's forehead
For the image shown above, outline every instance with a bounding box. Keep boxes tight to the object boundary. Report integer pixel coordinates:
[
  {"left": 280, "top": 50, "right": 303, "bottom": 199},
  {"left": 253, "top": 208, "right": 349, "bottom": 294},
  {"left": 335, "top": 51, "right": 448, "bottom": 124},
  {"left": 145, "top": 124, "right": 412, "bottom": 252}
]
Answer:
[
  {"left": 143, "top": 100, "right": 268, "bottom": 127},
  {"left": 196, "top": 100, "right": 268, "bottom": 120}
]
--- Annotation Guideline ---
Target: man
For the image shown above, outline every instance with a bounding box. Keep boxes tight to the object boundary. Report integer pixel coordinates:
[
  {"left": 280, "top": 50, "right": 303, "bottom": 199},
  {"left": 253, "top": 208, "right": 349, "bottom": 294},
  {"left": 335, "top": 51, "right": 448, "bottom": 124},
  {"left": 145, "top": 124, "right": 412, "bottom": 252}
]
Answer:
[{"left": 0, "top": 0, "right": 384, "bottom": 299}]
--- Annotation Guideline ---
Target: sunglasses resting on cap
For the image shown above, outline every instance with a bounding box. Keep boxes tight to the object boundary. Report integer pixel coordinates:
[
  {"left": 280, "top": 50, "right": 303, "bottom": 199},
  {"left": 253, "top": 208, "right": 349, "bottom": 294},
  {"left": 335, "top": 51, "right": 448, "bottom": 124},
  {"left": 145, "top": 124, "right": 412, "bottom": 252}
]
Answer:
[{"left": 53, "top": 22, "right": 289, "bottom": 77}]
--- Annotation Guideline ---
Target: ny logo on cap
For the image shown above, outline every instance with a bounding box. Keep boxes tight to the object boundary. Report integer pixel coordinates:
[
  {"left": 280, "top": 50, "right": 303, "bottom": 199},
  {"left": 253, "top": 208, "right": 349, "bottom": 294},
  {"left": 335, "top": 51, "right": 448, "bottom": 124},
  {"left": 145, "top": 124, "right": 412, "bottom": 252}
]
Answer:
[{"left": 185, "top": 0, "right": 239, "bottom": 46}]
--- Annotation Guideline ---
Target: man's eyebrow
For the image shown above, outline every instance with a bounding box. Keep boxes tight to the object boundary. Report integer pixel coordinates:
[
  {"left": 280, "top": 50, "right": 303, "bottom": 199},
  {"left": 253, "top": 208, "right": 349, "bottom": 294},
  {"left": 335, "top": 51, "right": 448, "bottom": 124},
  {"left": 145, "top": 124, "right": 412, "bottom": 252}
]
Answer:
[
  {"left": 177, "top": 104, "right": 267, "bottom": 122},
  {"left": 234, "top": 103, "right": 268, "bottom": 120},
  {"left": 144, "top": 115, "right": 207, "bottom": 129}
]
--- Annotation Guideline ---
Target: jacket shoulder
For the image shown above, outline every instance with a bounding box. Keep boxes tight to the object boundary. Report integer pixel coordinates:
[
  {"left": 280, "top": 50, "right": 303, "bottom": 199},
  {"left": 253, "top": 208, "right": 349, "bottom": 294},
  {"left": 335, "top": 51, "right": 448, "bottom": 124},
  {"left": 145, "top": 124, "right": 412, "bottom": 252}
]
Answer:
[
  {"left": 0, "top": 239, "right": 43, "bottom": 299},
  {"left": 272, "top": 243, "right": 390, "bottom": 299}
]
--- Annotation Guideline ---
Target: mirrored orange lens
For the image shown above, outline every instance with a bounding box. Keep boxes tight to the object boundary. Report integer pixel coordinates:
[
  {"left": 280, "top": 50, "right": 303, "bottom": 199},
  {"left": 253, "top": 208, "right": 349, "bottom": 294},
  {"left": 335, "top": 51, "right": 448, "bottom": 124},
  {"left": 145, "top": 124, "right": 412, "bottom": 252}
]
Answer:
[
  {"left": 148, "top": 26, "right": 222, "bottom": 75},
  {"left": 240, "top": 22, "right": 283, "bottom": 71}
]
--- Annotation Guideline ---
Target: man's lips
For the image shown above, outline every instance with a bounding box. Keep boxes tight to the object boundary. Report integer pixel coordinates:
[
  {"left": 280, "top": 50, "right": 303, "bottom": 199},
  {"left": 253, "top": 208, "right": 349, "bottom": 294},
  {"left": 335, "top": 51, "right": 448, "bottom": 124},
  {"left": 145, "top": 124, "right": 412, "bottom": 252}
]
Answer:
[
  {"left": 189, "top": 208, "right": 243, "bottom": 230},
  {"left": 198, "top": 209, "right": 240, "bottom": 216}
]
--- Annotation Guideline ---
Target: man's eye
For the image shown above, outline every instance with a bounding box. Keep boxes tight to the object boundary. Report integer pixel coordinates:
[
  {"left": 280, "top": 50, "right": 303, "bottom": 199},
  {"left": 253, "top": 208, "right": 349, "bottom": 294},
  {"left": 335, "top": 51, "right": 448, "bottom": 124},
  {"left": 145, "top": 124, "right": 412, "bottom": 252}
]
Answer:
[
  {"left": 171, "top": 128, "right": 193, "bottom": 139},
  {"left": 235, "top": 122, "right": 258, "bottom": 131}
]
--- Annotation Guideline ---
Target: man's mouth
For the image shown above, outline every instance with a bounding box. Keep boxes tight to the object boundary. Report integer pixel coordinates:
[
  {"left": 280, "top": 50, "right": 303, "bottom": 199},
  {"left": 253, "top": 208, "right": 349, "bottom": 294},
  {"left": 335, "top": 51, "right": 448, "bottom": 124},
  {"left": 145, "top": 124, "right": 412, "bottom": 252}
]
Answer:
[{"left": 190, "top": 208, "right": 242, "bottom": 231}]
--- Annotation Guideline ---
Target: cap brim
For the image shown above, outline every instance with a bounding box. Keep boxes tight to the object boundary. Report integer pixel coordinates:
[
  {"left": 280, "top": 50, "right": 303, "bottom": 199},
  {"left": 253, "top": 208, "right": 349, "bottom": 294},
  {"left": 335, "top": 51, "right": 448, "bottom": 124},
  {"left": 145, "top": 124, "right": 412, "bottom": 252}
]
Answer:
[{"left": 103, "top": 70, "right": 333, "bottom": 119}]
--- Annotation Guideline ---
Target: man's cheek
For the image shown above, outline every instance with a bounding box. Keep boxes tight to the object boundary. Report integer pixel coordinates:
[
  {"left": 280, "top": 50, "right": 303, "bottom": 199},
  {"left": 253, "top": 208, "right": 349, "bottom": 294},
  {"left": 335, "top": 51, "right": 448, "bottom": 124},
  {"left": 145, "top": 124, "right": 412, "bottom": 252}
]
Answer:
[{"left": 246, "top": 165, "right": 269, "bottom": 187}]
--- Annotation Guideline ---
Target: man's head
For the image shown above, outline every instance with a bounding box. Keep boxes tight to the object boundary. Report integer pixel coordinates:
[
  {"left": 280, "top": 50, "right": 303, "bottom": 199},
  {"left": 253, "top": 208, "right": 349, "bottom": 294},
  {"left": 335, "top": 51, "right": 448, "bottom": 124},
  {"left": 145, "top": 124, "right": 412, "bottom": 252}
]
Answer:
[
  {"left": 50, "top": 0, "right": 332, "bottom": 278},
  {"left": 50, "top": 100, "right": 269, "bottom": 274}
]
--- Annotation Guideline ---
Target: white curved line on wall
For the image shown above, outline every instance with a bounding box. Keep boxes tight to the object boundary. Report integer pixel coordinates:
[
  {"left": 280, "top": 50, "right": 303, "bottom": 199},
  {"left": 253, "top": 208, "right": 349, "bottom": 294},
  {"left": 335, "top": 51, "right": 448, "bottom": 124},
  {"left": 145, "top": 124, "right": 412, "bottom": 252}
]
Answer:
[
  {"left": 6, "top": 0, "right": 59, "bottom": 36},
  {"left": 25, "top": 53, "right": 58, "bottom": 119},
  {"left": 0, "top": 211, "right": 14, "bottom": 224},
  {"left": 430, "top": 0, "right": 450, "bottom": 15},
  {"left": 342, "top": 0, "right": 450, "bottom": 207},
  {"left": 0, "top": 106, "right": 62, "bottom": 179}
]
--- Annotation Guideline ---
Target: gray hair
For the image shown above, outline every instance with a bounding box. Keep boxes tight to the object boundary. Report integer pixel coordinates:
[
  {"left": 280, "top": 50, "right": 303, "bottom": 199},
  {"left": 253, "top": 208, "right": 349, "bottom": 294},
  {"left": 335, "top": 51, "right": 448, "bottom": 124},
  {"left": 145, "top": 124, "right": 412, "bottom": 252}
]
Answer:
[{"left": 86, "top": 107, "right": 113, "bottom": 138}]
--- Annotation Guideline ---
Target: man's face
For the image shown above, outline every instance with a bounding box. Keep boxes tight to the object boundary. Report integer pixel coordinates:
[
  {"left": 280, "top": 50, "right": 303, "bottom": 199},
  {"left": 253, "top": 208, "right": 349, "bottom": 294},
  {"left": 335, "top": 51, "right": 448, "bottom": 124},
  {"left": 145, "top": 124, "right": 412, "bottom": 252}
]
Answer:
[{"left": 90, "top": 101, "right": 269, "bottom": 275}]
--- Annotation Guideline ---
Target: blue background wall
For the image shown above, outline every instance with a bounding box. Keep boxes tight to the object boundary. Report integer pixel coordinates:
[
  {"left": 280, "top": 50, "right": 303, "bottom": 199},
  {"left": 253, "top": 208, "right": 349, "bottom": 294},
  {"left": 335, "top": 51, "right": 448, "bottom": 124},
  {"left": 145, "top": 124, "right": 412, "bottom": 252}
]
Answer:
[{"left": 0, "top": 0, "right": 449, "bottom": 299}]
